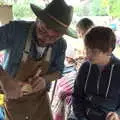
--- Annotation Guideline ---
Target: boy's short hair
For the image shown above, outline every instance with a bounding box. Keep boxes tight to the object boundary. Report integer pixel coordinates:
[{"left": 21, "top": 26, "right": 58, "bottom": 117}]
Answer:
[
  {"left": 76, "top": 18, "right": 94, "bottom": 31},
  {"left": 84, "top": 26, "right": 116, "bottom": 52}
]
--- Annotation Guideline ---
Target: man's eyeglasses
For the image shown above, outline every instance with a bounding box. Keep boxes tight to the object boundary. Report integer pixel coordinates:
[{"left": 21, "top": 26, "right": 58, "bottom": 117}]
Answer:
[{"left": 36, "top": 19, "right": 63, "bottom": 39}]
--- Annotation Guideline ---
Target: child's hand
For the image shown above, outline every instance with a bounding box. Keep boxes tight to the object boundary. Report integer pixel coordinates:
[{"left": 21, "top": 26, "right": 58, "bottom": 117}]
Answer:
[{"left": 106, "top": 112, "right": 120, "bottom": 120}]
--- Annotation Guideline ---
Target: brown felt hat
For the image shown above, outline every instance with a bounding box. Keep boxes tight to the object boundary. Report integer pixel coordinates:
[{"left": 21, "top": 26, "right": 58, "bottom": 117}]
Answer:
[{"left": 30, "top": 0, "right": 77, "bottom": 38}]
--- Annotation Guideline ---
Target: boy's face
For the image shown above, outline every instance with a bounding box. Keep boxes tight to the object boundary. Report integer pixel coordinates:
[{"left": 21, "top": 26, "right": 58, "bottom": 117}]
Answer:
[{"left": 85, "top": 47, "right": 111, "bottom": 64}]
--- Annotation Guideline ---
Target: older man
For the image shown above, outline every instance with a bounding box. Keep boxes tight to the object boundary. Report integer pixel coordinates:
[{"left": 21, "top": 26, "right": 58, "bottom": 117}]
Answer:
[{"left": 0, "top": 0, "right": 73, "bottom": 119}]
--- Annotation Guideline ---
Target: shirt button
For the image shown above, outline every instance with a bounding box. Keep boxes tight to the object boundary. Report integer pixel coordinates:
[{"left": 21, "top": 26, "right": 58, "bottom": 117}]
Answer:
[
  {"left": 88, "top": 95, "right": 93, "bottom": 101},
  {"left": 25, "top": 116, "right": 29, "bottom": 120},
  {"left": 86, "top": 108, "right": 90, "bottom": 115}
]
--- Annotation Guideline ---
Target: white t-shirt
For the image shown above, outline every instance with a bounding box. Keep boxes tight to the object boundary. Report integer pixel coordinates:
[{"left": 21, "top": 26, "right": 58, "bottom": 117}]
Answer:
[{"left": 36, "top": 44, "right": 46, "bottom": 58}]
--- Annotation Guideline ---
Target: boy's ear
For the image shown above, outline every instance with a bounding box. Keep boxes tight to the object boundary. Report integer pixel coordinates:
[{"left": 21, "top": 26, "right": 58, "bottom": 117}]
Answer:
[{"left": 107, "top": 48, "right": 113, "bottom": 55}]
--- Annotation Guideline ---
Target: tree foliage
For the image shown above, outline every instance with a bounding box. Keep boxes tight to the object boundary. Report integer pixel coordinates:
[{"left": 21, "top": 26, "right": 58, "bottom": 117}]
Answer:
[
  {"left": 108, "top": 0, "right": 120, "bottom": 18},
  {"left": 74, "top": 5, "right": 90, "bottom": 16},
  {"left": 74, "top": 0, "right": 120, "bottom": 18},
  {"left": 74, "top": 0, "right": 108, "bottom": 17},
  {"left": 89, "top": 0, "right": 108, "bottom": 16},
  {"left": 12, "top": 0, "right": 35, "bottom": 20},
  {"left": 101, "top": 0, "right": 120, "bottom": 18},
  {"left": 12, "top": 0, "right": 45, "bottom": 20},
  {"left": 4, "top": 0, "right": 120, "bottom": 19}
]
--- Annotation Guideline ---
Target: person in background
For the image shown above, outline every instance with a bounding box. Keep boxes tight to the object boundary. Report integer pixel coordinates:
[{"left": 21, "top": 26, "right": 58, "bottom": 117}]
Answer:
[
  {"left": 53, "top": 18, "right": 94, "bottom": 120},
  {"left": 75, "top": 18, "right": 94, "bottom": 65},
  {"left": 53, "top": 45, "right": 77, "bottom": 120},
  {"left": 72, "top": 26, "right": 120, "bottom": 120},
  {"left": 76, "top": 18, "right": 94, "bottom": 39},
  {"left": 67, "top": 18, "right": 94, "bottom": 120}
]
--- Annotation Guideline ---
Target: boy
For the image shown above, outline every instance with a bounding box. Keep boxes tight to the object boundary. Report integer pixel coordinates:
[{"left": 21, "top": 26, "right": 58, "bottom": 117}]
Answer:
[{"left": 72, "top": 26, "right": 120, "bottom": 120}]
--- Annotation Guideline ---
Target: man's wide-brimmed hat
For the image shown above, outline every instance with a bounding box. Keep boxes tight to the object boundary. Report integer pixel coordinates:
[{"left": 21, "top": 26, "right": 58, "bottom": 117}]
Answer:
[{"left": 30, "top": 0, "right": 77, "bottom": 38}]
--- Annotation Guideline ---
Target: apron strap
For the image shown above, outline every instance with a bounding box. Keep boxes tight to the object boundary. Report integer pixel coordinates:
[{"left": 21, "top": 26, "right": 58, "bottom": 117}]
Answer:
[
  {"left": 22, "top": 24, "right": 34, "bottom": 62},
  {"left": 22, "top": 23, "right": 52, "bottom": 62}
]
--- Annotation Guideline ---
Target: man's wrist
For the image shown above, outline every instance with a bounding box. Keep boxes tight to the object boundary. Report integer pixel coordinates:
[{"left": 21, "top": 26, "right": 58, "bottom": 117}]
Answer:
[
  {"left": 0, "top": 65, "right": 3, "bottom": 73},
  {"left": 41, "top": 76, "right": 50, "bottom": 91},
  {"left": 0, "top": 66, "right": 4, "bottom": 82}
]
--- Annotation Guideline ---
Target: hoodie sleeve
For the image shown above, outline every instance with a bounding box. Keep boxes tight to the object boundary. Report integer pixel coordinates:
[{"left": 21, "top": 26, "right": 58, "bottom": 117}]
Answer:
[
  {"left": 72, "top": 62, "right": 89, "bottom": 119},
  {"left": 115, "top": 91, "right": 120, "bottom": 115},
  {"left": 116, "top": 108, "right": 120, "bottom": 116}
]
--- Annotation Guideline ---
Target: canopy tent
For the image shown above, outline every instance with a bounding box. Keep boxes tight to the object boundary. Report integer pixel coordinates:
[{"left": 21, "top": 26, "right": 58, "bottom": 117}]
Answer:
[{"left": 0, "top": 5, "right": 12, "bottom": 25}]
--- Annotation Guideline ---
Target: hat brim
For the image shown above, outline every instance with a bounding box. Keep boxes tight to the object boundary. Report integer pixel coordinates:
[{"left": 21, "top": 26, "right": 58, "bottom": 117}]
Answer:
[
  {"left": 30, "top": 4, "right": 77, "bottom": 38},
  {"left": 66, "top": 27, "right": 78, "bottom": 38}
]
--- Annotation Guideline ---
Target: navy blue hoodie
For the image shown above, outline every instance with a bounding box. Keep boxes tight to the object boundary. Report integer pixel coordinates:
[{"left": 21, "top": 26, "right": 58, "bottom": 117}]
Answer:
[{"left": 72, "top": 55, "right": 120, "bottom": 120}]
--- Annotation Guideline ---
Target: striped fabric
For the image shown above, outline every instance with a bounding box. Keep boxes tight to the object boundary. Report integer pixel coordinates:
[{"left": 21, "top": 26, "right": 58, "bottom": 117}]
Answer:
[{"left": 52, "top": 70, "right": 77, "bottom": 120}]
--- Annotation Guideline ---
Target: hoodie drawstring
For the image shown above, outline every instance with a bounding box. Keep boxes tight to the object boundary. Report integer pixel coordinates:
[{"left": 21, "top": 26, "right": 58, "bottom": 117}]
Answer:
[
  {"left": 105, "top": 64, "right": 114, "bottom": 98},
  {"left": 84, "top": 63, "right": 92, "bottom": 93}
]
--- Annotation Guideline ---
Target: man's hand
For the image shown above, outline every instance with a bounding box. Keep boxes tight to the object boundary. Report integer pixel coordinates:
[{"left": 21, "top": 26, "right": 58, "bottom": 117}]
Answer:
[
  {"left": 27, "top": 68, "right": 46, "bottom": 93},
  {"left": 4, "top": 80, "right": 22, "bottom": 99},
  {"left": 0, "top": 70, "right": 22, "bottom": 99},
  {"left": 30, "top": 76, "right": 46, "bottom": 93},
  {"left": 106, "top": 112, "right": 120, "bottom": 120},
  {"left": 15, "top": 58, "right": 49, "bottom": 82}
]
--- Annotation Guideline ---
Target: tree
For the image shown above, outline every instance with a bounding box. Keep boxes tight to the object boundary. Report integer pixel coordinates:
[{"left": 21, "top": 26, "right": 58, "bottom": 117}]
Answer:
[
  {"left": 102, "top": 0, "right": 120, "bottom": 18},
  {"left": 74, "top": 0, "right": 108, "bottom": 17},
  {"left": 13, "top": 0, "right": 34, "bottom": 20},
  {"left": 108, "top": 0, "right": 120, "bottom": 18},
  {"left": 74, "top": 5, "right": 90, "bottom": 16},
  {"left": 89, "top": 0, "right": 108, "bottom": 16}
]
